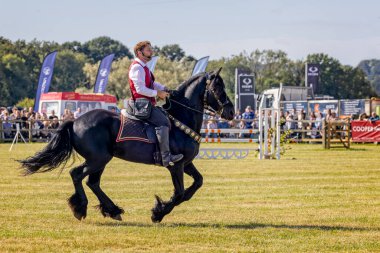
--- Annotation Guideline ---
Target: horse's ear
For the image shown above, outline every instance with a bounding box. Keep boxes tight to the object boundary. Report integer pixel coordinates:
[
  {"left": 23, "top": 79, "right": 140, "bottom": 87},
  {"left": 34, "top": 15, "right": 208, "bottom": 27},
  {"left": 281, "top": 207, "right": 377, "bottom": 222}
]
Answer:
[
  {"left": 208, "top": 67, "right": 222, "bottom": 80},
  {"left": 216, "top": 67, "right": 222, "bottom": 76}
]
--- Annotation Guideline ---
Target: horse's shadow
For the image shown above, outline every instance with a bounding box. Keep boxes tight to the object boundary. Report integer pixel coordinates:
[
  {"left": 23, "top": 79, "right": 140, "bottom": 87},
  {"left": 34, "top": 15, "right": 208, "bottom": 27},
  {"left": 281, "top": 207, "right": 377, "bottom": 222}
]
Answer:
[{"left": 96, "top": 221, "right": 379, "bottom": 232}]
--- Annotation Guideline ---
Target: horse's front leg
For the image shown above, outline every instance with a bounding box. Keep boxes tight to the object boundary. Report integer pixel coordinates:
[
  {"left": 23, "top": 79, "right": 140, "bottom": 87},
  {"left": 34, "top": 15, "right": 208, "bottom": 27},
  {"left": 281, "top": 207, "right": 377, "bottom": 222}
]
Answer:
[{"left": 151, "top": 163, "right": 184, "bottom": 223}]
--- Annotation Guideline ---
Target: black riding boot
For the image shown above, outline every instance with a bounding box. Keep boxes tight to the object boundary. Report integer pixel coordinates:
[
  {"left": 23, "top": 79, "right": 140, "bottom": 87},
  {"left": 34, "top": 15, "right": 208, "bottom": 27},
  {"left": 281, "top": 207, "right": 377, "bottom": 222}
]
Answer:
[{"left": 155, "top": 126, "right": 183, "bottom": 166}]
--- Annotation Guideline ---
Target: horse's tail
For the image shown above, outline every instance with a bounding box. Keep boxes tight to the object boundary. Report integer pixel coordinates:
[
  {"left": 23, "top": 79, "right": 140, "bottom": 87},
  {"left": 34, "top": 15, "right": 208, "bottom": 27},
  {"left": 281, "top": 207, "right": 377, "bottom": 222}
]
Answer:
[{"left": 19, "top": 120, "right": 74, "bottom": 176}]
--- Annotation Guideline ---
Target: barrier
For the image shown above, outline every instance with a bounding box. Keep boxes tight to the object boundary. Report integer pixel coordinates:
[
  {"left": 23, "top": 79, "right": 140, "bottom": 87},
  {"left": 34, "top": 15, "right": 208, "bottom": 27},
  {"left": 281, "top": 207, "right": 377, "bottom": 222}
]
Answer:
[
  {"left": 258, "top": 85, "right": 282, "bottom": 159},
  {"left": 322, "top": 119, "right": 351, "bottom": 149},
  {"left": 197, "top": 148, "right": 253, "bottom": 159}
]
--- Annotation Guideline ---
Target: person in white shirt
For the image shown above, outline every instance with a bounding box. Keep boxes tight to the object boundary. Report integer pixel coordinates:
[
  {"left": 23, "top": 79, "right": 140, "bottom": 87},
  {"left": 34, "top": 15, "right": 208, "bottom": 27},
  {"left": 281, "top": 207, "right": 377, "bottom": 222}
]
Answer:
[
  {"left": 73, "top": 108, "right": 82, "bottom": 119},
  {"left": 128, "top": 41, "right": 183, "bottom": 167}
]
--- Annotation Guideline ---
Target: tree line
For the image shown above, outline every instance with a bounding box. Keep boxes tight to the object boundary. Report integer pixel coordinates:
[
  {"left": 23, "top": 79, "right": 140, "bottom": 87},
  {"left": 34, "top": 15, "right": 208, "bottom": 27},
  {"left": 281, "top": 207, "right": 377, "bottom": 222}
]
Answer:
[{"left": 0, "top": 36, "right": 378, "bottom": 108}]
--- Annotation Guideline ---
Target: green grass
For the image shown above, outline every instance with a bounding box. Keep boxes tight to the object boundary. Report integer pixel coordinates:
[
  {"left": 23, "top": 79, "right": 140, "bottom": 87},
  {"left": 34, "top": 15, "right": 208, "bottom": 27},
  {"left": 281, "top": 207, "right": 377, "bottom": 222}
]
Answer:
[{"left": 0, "top": 143, "right": 379, "bottom": 252}]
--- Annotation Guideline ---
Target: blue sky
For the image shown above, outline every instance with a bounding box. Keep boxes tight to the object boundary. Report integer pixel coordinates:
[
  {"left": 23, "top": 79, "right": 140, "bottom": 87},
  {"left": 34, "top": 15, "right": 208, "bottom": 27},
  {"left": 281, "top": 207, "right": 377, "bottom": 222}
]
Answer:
[{"left": 1, "top": 0, "right": 379, "bottom": 66}]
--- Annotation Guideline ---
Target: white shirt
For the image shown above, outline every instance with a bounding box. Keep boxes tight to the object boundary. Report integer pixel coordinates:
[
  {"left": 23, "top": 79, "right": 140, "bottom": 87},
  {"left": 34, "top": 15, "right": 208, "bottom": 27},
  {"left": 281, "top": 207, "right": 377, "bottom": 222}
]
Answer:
[
  {"left": 129, "top": 58, "right": 165, "bottom": 97},
  {"left": 73, "top": 111, "right": 82, "bottom": 119}
]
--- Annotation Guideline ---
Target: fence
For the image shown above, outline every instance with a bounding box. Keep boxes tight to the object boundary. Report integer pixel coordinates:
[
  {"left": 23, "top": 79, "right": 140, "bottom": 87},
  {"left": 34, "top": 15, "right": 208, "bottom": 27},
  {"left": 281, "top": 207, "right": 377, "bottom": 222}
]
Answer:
[{"left": 0, "top": 118, "right": 367, "bottom": 147}]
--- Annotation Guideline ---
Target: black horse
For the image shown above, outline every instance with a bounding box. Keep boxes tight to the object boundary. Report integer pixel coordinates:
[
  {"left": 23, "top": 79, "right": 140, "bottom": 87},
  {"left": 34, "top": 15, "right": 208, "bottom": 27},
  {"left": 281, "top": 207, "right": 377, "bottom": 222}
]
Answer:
[{"left": 19, "top": 68, "right": 234, "bottom": 223}]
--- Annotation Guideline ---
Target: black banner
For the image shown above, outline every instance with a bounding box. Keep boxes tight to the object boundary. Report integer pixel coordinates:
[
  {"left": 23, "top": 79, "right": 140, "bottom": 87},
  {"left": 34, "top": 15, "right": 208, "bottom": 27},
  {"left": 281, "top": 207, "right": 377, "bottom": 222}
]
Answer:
[
  {"left": 235, "top": 69, "right": 255, "bottom": 111},
  {"left": 239, "top": 75, "right": 255, "bottom": 94},
  {"left": 306, "top": 63, "right": 320, "bottom": 93}
]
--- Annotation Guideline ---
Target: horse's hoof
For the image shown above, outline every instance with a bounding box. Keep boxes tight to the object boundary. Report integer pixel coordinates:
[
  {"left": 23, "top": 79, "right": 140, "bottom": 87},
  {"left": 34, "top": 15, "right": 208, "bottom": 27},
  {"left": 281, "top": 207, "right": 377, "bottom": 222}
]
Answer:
[
  {"left": 111, "top": 214, "right": 123, "bottom": 221},
  {"left": 151, "top": 212, "right": 163, "bottom": 223},
  {"left": 73, "top": 212, "right": 86, "bottom": 221}
]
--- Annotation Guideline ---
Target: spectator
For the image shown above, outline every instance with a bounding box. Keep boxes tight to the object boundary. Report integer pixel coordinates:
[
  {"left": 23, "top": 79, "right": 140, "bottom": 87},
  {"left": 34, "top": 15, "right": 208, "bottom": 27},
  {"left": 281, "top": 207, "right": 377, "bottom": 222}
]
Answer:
[
  {"left": 62, "top": 109, "right": 74, "bottom": 121},
  {"left": 49, "top": 110, "right": 58, "bottom": 120},
  {"left": 296, "top": 110, "right": 306, "bottom": 139},
  {"left": 31, "top": 113, "right": 44, "bottom": 138},
  {"left": 49, "top": 118, "right": 60, "bottom": 130},
  {"left": 325, "top": 109, "right": 333, "bottom": 122},
  {"left": 242, "top": 106, "right": 255, "bottom": 129},
  {"left": 206, "top": 118, "right": 218, "bottom": 138},
  {"left": 315, "top": 112, "right": 323, "bottom": 129},
  {"left": 42, "top": 112, "right": 48, "bottom": 120},
  {"left": 217, "top": 118, "right": 229, "bottom": 138},
  {"left": 2, "top": 113, "right": 13, "bottom": 138},
  {"left": 359, "top": 113, "right": 369, "bottom": 120},
  {"left": 74, "top": 108, "right": 82, "bottom": 119},
  {"left": 285, "top": 111, "right": 295, "bottom": 130},
  {"left": 238, "top": 120, "right": 246, "bottom": 138},
  {"left": 28, "top": 107, "right": 35, "bottom": 118},
  {"left": 41, "top": 120, "right": 51, "bottom": 138},
  {"left": 369, "top": 112, "right": 380, "bottom": 122}
]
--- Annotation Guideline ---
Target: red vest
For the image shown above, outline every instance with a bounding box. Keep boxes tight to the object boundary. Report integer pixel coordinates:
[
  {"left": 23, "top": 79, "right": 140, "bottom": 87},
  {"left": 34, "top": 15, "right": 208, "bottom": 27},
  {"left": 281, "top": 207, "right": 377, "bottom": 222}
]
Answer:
[{"left": 129, "top": 61, "right": 156, "bottom": 105}]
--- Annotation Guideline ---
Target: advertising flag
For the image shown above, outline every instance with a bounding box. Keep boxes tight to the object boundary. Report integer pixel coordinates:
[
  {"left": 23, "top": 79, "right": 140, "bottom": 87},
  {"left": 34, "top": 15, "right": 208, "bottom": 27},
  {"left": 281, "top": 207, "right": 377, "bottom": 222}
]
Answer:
[
  {"left": 34, "top": 51, "right": 58, "bottom": 112},
  {"left": 191, "top": 56, "right": 209, "bottom": 76},
  {"left": 146, "top": 56, "right": 159, "bottom": 73},
  {"left": 305, "top": 63, "right": 320, "bottom": 93},
  {"left": 94, "top": 54, "right": 115, "bottom": 94}
]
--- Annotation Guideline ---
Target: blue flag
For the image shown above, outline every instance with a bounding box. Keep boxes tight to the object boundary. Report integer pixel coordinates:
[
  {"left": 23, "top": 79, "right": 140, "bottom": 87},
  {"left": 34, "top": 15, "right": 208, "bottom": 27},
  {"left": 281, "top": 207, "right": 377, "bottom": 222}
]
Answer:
[
  {"left": 94, "top": 54, "right": 115, "bottom": 93},
  {"left": 146, "top": 56, "right": 159, "bottom": 73},
  {"left": 191, "top": 56, "right": 209, "bottom": 76},
  {"left": 34, "top": 51, "right": 58, "bottom": 112}
]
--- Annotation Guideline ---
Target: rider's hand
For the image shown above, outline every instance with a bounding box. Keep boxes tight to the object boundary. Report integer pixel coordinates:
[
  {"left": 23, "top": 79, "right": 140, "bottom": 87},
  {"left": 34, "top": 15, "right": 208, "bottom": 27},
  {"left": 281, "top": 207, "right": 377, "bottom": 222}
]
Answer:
[{"left": 157, "top": 90, "right": 169, "bottom": 99}]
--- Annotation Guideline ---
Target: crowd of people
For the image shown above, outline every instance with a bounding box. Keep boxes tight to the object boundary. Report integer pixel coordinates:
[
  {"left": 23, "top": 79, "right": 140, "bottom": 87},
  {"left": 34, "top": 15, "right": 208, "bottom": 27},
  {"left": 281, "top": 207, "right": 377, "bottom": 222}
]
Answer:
[
  {"left": 202, "top": 106, "right": 380, "bottom": 139},
  {"left": 1, "top": 105, "right": 379, "bottom": 141},
  {"left": 0, "top": 106, "right": 81, "bottom": 140}
]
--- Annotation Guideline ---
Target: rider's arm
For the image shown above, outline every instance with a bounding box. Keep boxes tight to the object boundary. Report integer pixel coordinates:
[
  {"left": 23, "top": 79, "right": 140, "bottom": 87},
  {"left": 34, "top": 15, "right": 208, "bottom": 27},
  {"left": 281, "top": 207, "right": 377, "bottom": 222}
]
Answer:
[
  {"left": 129, "top": 64, "right": 157, "bottom": 97},
  {"left": 153, "top": 82, "right": 166, "bottom": 91}
]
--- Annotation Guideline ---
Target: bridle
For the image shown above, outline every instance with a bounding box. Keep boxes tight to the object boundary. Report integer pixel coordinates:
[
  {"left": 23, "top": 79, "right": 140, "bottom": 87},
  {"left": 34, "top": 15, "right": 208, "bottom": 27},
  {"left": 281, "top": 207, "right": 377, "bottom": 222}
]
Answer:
[
  {"left": 166, "top": 73, "right": 231, "bottom": 117},
  {"left": 203, "top": 75, "right": 231, "bottom": 115}
]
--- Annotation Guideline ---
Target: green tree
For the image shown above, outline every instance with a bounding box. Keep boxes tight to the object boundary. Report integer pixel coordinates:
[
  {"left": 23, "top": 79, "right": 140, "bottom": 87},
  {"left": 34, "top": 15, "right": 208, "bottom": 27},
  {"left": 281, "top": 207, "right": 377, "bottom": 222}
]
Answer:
[
  {"left": 306, "top": 54, "right": 375, "bottom": 98},
  {"left": 82, "top": 36, "right": 133, "bottom": 63},
  {"left": 0, "top": 53, "right": 32, "bottom": 105},
  {"left": 52, "top": 50, "right": 87, "bottom": 92},
  {"left": 16, "top": 97, "right": 35, "bottom": 108},
  {"left": 358, "top": 59, "right": 380, "bottom": 96},
  {"left": 157, "top": 44, "right": 185, "bottom": 61}
]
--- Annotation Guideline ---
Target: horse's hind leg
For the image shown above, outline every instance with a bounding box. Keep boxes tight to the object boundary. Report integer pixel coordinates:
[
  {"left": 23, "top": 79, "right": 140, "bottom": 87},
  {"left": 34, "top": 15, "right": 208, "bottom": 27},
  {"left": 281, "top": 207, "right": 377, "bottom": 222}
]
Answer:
[
  {"left": 86, "top": 169, "right": 124, "bottom": 221},
  {"left": 68, "top": 163, "right": 89, "bottom": 220}
]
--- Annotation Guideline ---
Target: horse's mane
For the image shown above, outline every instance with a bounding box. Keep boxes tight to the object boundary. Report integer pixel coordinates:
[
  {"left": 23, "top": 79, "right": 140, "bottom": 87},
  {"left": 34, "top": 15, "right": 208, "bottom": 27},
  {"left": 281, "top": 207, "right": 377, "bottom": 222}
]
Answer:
[
  {"left": 172, "top": 72, "right": 206, "bottom": 98},
  {"left": 164, "top": 72, "right": 207, "bottom": 110}
]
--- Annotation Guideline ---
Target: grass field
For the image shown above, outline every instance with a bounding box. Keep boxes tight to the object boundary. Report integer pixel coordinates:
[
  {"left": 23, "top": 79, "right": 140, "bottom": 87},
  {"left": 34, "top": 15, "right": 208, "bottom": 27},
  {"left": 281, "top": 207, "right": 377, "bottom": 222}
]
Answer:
[{"left": 0, "top": 142, "right": 379, "bottom": 252}]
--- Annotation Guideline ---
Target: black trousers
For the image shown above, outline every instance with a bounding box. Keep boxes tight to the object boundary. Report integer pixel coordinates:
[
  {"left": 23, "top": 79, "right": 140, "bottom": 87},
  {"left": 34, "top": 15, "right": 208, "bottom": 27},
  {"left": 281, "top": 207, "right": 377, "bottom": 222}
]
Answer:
[{"left": 146, "top": 106, "right": 170, "bottom": 127}]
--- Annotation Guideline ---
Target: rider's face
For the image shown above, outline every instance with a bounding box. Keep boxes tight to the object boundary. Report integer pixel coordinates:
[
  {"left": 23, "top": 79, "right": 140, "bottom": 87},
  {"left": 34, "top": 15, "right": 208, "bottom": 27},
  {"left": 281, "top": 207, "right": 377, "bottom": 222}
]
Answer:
[{"left": 139, "top": 45, "right": 153, "bottom": 61}]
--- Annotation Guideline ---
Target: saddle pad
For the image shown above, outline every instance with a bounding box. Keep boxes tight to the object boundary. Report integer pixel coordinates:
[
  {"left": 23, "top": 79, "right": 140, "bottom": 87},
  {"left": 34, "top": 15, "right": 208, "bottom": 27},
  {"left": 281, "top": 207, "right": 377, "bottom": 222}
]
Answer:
[{"left": 116, "top": 115, "right": 154, "bottom": 143}]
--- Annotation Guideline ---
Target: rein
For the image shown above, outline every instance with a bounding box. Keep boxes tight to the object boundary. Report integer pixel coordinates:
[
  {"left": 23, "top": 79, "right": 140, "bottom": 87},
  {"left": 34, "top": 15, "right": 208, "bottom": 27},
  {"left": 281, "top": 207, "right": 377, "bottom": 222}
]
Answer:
[{"left": 162, "top": 72, "right": 231, "bottom": 144}]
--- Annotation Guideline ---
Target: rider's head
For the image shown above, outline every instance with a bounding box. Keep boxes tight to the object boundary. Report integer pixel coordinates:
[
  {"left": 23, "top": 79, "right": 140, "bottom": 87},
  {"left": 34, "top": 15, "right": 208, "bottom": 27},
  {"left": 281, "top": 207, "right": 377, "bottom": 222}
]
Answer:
[{"left": 134, "top": 41, "right": 153, "bottom": 63}]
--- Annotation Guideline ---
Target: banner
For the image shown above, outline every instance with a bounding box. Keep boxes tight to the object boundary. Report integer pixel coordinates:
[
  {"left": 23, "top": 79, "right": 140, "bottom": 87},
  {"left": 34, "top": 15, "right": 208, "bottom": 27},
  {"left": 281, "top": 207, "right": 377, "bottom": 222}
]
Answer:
[
  {"left": 309, "top": 100, "right": 339, "bottom": 116},
  {"left": 306, "top": 63, "right": 320, "bottom": 93},
  {"left": 146, "top": 56, "right": 159, "bottom": 73},
  {"left": 340, "top": 99, "right": 365, "bottom": 117},
  {"left": 191, "top": 56, "right": 209, "bottom": 76},
  {"left": 235, "top": 68, "right": 255, "bottom": 111},
  {"left": 94, "top": 54, "right": 115, "bottom": 94},
  {"left": 281, "top": 101, "right": 308, "bottom": 113},
  {"left": 351, "top": 120, "right": 380, "bottom": 142},
  {"left": 34, "top": 51, "right": 58, "bottom": 112}
]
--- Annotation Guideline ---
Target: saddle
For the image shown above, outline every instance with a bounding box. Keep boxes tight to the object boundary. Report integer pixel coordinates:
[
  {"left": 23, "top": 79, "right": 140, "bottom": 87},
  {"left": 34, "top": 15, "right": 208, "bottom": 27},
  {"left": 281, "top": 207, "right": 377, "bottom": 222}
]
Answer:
[{"left": 116, "top": 111, "right": 157, "bottom": 144}]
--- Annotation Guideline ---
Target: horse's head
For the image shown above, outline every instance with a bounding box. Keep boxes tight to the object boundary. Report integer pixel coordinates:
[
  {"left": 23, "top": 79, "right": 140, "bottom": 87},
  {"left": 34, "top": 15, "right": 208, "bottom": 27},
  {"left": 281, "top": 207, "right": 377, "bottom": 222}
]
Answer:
[{"left": 204, "top": 68, "right": 235, "bottom": 120}]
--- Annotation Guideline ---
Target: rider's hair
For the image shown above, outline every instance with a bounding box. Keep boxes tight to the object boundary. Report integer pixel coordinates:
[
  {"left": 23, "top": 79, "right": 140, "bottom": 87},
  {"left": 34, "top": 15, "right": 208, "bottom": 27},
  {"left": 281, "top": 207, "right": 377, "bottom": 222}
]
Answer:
[{"left": 134, "top": 41, "right": 151, "bottom": 57}]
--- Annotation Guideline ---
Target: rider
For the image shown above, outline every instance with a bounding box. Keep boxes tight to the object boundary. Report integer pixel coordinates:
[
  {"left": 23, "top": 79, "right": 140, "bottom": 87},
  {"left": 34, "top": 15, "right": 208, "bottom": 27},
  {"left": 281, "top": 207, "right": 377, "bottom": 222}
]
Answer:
[{"left": 128, "top": 41, "right": 183, "bottom": 166}]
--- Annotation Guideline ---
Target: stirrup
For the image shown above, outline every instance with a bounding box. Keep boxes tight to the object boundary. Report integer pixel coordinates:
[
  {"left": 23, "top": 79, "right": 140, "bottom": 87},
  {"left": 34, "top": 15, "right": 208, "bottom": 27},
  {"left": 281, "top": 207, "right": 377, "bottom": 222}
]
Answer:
[{"left": 170, "top": 154, "right": 184, "bottom": 165}]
